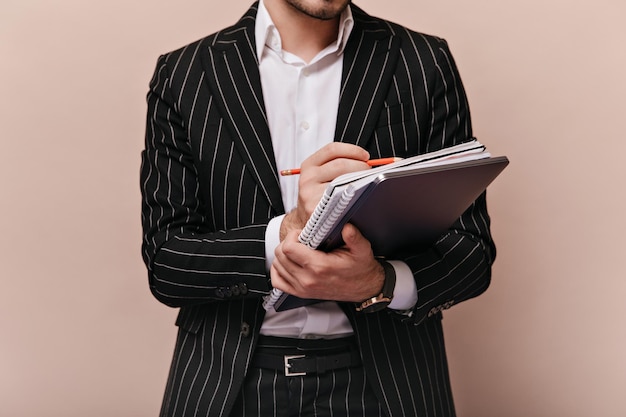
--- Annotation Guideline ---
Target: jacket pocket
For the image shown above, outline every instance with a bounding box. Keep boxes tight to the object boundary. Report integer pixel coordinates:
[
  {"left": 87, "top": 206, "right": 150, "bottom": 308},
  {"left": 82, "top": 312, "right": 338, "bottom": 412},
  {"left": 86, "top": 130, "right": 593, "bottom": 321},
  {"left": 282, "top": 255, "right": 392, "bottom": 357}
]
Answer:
[
  {"left": 175, "top": 305, "right": 206, "bottom": 334},
  {"left": 376, "top": 103, "right": 408, "bottom": 128}
]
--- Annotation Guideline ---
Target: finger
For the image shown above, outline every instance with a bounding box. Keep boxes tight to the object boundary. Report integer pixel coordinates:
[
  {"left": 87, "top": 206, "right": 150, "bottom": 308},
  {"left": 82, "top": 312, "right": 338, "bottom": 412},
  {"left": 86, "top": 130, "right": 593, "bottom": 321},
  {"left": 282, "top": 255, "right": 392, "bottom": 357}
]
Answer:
[
  {"left": 269, "top": 262, "right": 292, "bottom": 293},
  {"left": 341, "top": 222, "right": 360, "bottom": 244},
  {"left": 297, "top": 158, "right": 371, "bottom": 211},
  {"left": 340, "top": 223, "right": 370, "bottom": 252},
  {"left": 271, "top": 253, "right": 313, "bottom": 297},
  {"left": 300, "top": 144, "right": 369, "bottom": 182},
  {"left": 305, "top": 142, "right": 370, "bottom": 168},
  {"left": 318, "top": 158, "right": 372, "bottom": 182},
  {"left": 275, "top": 235, "right": 309, "bottom": 271}
]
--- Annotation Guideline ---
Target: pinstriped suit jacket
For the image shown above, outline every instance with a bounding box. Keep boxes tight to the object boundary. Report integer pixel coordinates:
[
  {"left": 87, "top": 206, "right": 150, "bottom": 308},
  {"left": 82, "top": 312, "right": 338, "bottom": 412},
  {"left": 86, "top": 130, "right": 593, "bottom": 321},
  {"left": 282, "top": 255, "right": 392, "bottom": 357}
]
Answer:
[{"left": 140, "top": 3, "right": 495, "bottom": 416}]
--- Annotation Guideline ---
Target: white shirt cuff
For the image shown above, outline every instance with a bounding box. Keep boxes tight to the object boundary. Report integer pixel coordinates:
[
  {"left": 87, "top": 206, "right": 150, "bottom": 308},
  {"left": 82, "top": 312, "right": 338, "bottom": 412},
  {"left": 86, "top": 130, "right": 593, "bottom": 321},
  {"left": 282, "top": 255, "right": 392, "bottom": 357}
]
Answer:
[
  {"left": 387, "top": 260, "right": 418, "bottom": 310},
  {"left": 265, "top": 214, "right": 285, "bottom": 271}
]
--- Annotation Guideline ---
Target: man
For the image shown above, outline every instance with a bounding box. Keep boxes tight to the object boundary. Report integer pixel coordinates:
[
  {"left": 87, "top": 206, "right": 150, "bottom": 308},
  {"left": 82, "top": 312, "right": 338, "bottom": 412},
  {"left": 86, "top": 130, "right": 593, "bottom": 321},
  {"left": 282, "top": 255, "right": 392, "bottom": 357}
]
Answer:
[{"left": 140, "top": 0, "right": 495, "bottom": 416}]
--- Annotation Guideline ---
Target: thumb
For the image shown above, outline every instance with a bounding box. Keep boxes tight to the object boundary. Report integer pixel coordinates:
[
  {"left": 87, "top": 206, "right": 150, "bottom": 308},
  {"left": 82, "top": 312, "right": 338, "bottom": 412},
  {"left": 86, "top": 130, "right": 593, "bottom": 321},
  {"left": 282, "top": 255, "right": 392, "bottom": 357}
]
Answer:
[{"left": 341, "top": 223, "right": 360, "bottom": 245}]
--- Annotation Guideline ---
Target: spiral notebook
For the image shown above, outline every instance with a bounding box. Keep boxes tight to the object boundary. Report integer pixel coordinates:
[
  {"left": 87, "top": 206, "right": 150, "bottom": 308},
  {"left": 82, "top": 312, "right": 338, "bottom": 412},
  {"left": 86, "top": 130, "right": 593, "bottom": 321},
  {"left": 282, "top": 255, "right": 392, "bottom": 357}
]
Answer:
[{"left": 263, "top": 140, "right": 509, "bottom": 312}]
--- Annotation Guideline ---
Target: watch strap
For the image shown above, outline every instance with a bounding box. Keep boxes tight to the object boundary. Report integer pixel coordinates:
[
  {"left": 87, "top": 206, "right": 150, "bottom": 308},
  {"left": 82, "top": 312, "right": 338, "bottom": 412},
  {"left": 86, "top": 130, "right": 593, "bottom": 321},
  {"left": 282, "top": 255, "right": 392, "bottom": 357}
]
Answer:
[
  {"left": 378, "top": 260, "right": 396, "bottom": 298},
  {"left": 356, "top": 260, "right": 396, "bottom": 313}
]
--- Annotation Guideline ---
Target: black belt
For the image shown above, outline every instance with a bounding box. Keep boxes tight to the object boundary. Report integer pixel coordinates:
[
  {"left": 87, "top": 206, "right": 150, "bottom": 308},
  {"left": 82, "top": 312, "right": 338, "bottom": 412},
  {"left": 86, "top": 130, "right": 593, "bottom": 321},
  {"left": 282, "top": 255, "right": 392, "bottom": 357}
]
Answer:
[{"left": 252, "top": 336, "right": 361, "bottom": 376}]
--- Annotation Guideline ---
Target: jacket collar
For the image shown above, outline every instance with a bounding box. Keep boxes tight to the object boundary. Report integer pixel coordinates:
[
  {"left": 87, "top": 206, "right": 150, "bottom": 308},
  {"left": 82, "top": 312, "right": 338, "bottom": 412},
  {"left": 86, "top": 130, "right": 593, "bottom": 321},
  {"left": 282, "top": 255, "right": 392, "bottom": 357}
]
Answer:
[{"left": 254, "top": 0, "right": 355, "bottom": 62}]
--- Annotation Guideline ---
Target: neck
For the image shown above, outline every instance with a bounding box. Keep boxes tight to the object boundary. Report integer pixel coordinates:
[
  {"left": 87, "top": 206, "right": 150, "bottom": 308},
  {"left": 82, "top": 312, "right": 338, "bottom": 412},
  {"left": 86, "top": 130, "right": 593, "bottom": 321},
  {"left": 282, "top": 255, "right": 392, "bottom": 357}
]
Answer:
[{"left": 264, "top": 0, "right": 342, "bottom": 62}]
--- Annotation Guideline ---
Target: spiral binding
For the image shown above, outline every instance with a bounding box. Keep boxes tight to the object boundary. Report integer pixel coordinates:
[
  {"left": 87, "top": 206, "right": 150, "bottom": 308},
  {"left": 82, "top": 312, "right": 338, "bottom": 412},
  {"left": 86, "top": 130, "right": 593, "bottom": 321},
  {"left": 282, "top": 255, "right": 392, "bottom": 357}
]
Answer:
[
  {"left": 262, "top": 288, "right": 284, "bottom": 310},
  {"left": 308, "top": 185, "right": 356, "bottom": 248},
  {"left": 299, "top": 186, "right": 355, "bottom": 248},
  {"left": 298, "top": 188, "right": 332, "bottom": 245}
]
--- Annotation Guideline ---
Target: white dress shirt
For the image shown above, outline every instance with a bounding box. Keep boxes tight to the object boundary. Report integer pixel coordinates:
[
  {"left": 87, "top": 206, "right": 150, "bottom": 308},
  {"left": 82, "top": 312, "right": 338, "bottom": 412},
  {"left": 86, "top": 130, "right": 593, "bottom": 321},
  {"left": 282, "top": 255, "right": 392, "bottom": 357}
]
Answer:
[{"left": 257, "top": 0, "right": 417, "bottom": 338}]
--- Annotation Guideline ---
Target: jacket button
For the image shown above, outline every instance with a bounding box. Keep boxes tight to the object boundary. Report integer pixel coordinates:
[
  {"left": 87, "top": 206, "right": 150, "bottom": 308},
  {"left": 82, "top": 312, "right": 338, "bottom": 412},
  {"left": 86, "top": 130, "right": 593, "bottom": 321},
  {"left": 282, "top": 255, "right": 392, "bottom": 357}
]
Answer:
[
  {"left": 215, "top": 288, "right": 225, "bottom": 298},
  {"left": 231, "top": 284, "right": 241, "bottom": 296},
  {"left": 240, "top": 322, "right": 250, "bottom": 337}
]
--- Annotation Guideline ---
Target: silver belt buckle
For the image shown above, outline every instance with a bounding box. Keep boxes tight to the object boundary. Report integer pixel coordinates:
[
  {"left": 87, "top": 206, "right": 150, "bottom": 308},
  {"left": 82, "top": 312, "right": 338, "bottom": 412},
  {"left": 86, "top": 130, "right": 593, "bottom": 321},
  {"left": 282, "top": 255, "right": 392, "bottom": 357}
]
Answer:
[{"left": 284, "top": 355, "right": 306, "bottom": 376}]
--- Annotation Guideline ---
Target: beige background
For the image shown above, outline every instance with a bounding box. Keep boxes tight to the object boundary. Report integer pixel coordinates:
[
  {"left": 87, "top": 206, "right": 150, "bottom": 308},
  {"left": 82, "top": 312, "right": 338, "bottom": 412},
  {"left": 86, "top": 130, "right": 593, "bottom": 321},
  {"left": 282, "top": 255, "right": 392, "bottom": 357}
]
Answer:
[{"left": 1, "top": 0, "right": 625, "bottom": 415}]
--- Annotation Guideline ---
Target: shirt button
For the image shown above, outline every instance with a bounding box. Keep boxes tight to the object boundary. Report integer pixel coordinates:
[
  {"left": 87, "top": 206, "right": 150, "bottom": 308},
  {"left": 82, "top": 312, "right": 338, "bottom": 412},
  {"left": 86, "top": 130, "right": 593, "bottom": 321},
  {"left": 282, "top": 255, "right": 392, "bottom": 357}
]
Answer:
[
  {"left": 301, "top": 121, "right": 310, "bottom": 130},
  {"left": 302, "top": 68, "right": 310, "bottom": 77},
  {"left": 269, "top": 35, "right": 280, "bottom": 50}
]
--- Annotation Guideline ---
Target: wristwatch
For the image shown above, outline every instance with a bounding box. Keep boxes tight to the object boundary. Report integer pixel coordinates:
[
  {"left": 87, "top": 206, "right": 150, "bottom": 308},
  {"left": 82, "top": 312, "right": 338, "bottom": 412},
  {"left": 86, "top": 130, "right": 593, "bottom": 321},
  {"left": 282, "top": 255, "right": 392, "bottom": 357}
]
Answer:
[{"left": 356, "top": 260, "right": 396, "bottom": 313}]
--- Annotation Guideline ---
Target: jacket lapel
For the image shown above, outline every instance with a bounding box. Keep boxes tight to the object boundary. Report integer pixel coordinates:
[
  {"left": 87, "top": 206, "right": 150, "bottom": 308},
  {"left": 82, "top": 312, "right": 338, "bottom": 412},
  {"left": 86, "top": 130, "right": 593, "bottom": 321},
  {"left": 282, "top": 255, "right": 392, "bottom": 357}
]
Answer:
[
  {"left": 196, "top": 5, "right": 400, "bottom": 213},
  {"left": 199, "top": 4, "right": 285, "bottom": 214},
  {"left": 335, "top": 8, "right": 400, "bottom": 148}
]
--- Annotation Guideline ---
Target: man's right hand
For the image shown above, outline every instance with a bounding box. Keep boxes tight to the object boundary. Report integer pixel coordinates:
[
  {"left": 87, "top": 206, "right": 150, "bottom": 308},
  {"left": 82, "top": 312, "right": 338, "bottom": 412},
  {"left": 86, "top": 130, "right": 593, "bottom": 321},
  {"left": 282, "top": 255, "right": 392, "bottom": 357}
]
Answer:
[{"left": 279, "top": 142, "right": 370, "bottom": 240}]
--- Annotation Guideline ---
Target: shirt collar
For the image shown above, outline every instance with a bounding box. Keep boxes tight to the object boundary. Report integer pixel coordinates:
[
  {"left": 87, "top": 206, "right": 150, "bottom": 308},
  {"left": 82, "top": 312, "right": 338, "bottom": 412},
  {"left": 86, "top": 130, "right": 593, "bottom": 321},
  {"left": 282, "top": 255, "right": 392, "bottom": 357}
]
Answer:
[{"left": 255, "top": 0, "right": 354, "bottom": 62}]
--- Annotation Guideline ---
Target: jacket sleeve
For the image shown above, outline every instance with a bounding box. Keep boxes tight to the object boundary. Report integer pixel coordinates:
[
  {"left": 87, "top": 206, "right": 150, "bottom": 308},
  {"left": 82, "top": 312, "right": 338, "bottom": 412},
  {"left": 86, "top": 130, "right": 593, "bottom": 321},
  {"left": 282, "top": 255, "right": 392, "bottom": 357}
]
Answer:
[
  {"left": 140, "top": 54, "right": 272, "bottom": 308},
  {"left": 394, "top": 37, "right": 496, "bottom": 325}
]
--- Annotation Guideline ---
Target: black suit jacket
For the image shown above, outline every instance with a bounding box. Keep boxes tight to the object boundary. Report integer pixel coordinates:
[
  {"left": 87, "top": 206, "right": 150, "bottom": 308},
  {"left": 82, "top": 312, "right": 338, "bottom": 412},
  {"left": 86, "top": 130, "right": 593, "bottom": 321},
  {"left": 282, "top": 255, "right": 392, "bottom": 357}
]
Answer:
[{"left": 141, "top": 3, "right": 495, "bottom": 416}]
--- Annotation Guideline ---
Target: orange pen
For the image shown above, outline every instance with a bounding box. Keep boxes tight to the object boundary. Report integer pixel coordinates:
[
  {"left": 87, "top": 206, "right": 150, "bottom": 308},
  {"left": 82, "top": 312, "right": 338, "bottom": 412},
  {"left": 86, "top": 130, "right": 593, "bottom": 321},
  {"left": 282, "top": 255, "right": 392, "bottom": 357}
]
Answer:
[{"left": 280, "top": 157, "right": 402, "bottom": 176}]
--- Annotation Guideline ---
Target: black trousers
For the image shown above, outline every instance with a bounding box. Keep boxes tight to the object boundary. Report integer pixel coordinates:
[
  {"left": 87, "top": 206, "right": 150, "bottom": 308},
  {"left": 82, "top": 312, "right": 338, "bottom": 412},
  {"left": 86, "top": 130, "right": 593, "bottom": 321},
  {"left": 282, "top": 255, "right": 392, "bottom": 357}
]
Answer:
[{"left": 229, "top": 336, "right": 385, "bottom": 417}]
